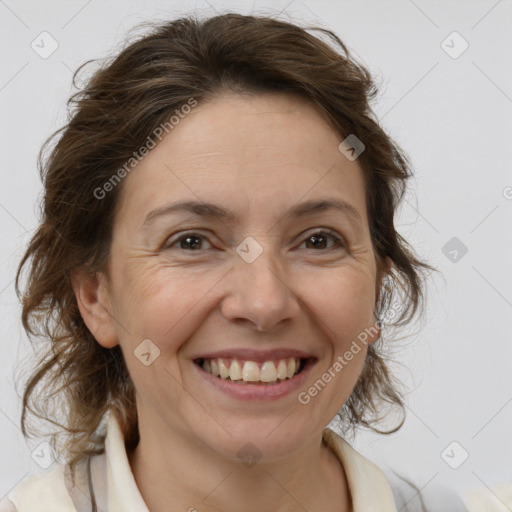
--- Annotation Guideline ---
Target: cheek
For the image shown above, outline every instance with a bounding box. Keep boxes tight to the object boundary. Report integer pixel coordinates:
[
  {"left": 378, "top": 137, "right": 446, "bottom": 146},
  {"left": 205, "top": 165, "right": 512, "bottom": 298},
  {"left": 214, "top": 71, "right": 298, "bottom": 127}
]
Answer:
[
  {"left": 111, "top": 265, "right": 217, "bottom": 404},
  {"left": 305, "top": 271, "right": 375, "bottom": 406},
  {"left": 300, "top": 267, "right": 377, "bottom": 342},
  {"left": 113, "top": 260, "right": 222, "bottom": 353}
]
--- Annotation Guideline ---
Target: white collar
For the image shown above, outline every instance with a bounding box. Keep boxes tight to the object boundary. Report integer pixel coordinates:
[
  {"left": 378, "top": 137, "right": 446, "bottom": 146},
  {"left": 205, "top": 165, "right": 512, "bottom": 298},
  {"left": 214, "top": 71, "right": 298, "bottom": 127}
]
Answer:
[
  {"left": 104, "top": 411, "right": 397, "bottom": 511},
  {"left": 104, "top": 411, "right": 149, "bottom": 512}
]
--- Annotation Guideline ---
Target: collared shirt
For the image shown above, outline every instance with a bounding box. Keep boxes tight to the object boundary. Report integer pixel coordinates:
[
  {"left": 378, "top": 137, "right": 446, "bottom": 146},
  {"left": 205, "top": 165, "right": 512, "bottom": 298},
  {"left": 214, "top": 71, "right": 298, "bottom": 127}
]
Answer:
[
  {"left": 0, "top": 410, "right": 419, "bottom": 511},
  {"left": 461, "top": 483, "right": 512, "bottom": 511}
]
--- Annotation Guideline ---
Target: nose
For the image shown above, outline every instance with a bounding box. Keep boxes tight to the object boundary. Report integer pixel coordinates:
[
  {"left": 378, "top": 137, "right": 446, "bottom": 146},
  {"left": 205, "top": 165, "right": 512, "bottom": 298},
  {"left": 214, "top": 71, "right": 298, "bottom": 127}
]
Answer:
[{"left": 220, "top": 246, "right": 301, "bottom": 332}]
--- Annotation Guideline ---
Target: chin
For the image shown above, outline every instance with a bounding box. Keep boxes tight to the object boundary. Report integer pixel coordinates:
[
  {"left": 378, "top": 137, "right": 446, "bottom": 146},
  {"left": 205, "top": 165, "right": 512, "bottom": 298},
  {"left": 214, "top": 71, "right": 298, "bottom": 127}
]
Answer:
[{"left": 193, "top": 414, "right": 320, "bottom": 464}]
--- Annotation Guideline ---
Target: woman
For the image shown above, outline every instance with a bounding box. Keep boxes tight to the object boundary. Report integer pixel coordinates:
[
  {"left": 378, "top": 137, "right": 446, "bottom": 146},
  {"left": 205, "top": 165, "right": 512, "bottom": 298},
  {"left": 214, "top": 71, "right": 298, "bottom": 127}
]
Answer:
[{"left": 2, "top": 12, "right": 435, "bottom": 512}]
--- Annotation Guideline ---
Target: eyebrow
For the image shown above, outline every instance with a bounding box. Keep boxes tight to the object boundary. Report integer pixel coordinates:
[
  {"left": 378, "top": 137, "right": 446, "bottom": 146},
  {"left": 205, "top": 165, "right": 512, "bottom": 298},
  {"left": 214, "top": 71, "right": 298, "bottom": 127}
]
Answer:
[{"left": 142, "top": 198, "right": 363, "bottom": 229}]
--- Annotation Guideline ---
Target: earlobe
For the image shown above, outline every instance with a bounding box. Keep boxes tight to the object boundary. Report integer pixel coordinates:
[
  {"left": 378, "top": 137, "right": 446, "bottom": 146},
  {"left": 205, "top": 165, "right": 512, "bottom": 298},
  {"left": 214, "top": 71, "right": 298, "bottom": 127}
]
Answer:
[
  {"left": 374, "top": 256, "right": 392, "bottom": 295},
  {"left": 366, "top": 314, "right": 382, "bottom": 345},
  {"left": 378, "top": 256, "right": 393, "bottom": 286},
  {"left": 384, "top": 256, "right": 393, "bottom": 274},
  {"left": 72, "top": 269, "right": 119, "bottom": 348},
  {"left": 369, "top": 256, "right": 393, "bottom": 345}
]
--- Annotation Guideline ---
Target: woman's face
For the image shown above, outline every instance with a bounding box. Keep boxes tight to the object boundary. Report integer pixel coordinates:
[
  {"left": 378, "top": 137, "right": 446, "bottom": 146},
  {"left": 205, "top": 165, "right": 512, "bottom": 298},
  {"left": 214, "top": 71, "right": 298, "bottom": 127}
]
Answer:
[{"left": 84, "top": 92, "right": 384, "bottom": 461}]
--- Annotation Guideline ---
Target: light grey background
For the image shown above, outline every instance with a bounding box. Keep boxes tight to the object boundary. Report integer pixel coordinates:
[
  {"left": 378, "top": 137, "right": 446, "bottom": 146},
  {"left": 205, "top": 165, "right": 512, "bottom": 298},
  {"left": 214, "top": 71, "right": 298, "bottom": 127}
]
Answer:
[{"left": 1, "top": 1, "right": 511, "bottom": 510}]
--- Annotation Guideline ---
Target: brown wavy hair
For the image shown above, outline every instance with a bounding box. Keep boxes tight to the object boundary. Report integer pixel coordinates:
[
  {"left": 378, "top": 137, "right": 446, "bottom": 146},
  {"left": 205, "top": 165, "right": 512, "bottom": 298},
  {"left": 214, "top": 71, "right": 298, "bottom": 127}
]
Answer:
[{"left": 15, "top": 11, "right": 434, "bottom": 500}]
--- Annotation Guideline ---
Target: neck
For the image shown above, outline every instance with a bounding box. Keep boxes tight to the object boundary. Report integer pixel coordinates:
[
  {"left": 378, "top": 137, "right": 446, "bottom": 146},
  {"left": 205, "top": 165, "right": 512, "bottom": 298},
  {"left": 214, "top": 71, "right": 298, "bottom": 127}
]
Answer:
[{"left": 127, "top": 412, "right": 351, "bottom": 512}]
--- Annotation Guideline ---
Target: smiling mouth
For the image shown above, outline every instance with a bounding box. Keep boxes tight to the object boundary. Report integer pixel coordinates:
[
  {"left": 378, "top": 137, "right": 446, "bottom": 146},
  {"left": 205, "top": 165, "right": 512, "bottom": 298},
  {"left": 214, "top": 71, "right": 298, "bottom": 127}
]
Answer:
[{"left": 194, "top": 357, "right": 310, "bottom": 385}]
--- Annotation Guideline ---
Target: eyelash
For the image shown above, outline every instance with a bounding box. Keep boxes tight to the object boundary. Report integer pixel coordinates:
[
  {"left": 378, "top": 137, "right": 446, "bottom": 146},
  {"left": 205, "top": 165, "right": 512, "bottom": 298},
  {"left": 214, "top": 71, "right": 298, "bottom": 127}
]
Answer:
[{"left": 164, "top": 229, "right": 346, "bottom": 252}]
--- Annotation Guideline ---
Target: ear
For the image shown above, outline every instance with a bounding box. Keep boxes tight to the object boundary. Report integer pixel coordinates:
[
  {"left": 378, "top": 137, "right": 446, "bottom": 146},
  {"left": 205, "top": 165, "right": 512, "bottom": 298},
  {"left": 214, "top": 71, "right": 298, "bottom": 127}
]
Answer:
[
  {"left": 366, "top": 317, "right": 382, "bottom": 345},
  {"left": 368, "top": 256, "right": 393, "bottom": 345},
  {"left": 374, "top": 255, "right": 393, "bottom": 296},
  {"left": 72, "top": 269, "right": 119, "bottom": 348}
]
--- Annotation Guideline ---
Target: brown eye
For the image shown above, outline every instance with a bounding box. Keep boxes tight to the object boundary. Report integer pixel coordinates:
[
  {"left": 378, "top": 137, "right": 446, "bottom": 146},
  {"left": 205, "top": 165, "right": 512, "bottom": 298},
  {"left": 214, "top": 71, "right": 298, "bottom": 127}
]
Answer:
[
  {"left": 300, "top": 230, "right": 345, "bottom": 250},
  {"left": 165, "top": 232, "right": 212, "bottom": 251}
]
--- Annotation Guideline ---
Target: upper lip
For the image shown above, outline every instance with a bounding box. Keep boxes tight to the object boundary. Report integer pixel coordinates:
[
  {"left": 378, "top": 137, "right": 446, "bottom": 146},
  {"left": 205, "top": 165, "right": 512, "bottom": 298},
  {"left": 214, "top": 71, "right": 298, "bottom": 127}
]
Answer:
[{"left": 192, "top": 348, "right": 315, "bottom": 363}]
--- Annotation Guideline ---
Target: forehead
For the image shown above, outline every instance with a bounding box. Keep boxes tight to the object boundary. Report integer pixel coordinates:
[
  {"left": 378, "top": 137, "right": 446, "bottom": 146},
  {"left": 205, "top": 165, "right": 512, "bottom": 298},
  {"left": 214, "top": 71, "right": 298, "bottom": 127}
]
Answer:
[{"left": 114, "top": 92, "right": 369, "bottom": 230}]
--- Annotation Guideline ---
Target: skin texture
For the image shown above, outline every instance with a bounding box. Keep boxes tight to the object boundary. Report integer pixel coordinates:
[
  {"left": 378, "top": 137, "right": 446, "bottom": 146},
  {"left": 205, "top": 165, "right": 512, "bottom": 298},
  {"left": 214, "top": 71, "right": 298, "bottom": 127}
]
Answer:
[{"left": 74, "top": 92, "right": 387, "bottom": 512}]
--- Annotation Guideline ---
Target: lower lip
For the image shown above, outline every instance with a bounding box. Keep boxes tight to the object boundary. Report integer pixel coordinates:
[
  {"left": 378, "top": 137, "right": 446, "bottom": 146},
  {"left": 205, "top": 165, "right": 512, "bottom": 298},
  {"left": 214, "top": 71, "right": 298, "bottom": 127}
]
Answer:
[{"left": 193, "top": 359, "right": 316, "bottom": 401}]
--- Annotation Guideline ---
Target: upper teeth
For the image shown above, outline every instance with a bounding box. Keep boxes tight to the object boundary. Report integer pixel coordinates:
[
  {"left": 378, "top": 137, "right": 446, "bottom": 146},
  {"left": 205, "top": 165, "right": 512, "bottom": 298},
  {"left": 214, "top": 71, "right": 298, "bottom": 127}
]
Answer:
[{"left": 202, "top": 357, "right": 301, "bottom": 384}]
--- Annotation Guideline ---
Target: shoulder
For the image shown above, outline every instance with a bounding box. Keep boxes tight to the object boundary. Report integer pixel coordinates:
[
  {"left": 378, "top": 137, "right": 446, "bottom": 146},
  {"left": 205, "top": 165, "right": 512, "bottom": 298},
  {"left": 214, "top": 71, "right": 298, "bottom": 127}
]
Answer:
[
  {"left": 461, "top": 482, "right": 512, "bottom": 511},
  {"left": 1, "top": 463, "right": 77, "bottom": 512},
  {"left": 0, "top": 496, "right": 17, "bottom": 512}
]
